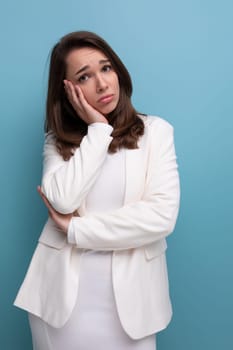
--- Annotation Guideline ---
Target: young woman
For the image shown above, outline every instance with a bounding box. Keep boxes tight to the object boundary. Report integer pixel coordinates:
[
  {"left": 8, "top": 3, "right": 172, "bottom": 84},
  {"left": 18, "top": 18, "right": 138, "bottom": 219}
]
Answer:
[{"left": 14, "top": 31, "right": 180, "bottom": 350}]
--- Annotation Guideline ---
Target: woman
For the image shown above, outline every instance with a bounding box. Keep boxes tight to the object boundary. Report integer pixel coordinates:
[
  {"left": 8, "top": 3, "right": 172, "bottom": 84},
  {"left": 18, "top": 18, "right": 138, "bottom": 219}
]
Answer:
[{"left": 14, "top": 31, "right": 180, "bottom": 350}]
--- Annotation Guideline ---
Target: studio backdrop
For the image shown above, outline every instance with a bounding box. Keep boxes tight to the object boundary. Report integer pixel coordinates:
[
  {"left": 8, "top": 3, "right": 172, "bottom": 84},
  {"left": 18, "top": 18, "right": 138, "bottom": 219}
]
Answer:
[{"left": 1, "top": 1, "right": 232, "bottom": 349}]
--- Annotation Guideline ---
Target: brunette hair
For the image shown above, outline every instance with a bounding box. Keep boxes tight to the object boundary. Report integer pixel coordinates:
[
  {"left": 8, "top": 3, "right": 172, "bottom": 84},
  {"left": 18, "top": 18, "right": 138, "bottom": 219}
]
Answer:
[{"left": 45, "top": 31, "right": 145, "bottom": 160}]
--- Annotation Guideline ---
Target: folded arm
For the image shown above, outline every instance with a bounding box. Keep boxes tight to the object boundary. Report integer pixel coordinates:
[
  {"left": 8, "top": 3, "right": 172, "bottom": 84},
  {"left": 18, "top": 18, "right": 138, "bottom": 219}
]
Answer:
[{"left": 67, "top": 121, "right": 180, "bottom": 250}]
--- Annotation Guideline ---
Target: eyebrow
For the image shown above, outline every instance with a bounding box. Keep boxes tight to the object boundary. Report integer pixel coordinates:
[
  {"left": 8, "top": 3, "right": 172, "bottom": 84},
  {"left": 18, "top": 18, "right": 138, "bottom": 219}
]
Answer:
[{"left": 75, "top": 59, "right": 110, "bottom": 76}]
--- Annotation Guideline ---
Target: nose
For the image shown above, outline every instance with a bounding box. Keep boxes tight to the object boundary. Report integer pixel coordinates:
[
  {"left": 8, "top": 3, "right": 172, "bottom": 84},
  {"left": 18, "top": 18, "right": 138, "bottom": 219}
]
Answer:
[{"left": 96, "top": 74, "right": 108, "bottom": 93}]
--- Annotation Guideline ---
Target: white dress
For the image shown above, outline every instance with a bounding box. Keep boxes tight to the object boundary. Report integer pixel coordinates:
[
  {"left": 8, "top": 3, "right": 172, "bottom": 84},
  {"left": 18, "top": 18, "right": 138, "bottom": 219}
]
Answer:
[{"left": 29, "top": 147, "right": 156, "bottom": 350}]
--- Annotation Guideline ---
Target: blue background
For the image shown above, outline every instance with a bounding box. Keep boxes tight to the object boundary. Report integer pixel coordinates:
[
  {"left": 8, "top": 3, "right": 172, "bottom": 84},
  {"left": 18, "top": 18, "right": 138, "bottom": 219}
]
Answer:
[{"left": 1, "top": 0, "right": 232, "bottom": 349}]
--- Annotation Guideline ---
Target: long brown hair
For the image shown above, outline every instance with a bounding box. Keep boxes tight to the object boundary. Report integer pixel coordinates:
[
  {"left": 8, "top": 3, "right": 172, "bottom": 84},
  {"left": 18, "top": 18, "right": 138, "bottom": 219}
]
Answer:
[{"left": 45, "top": 31, "right": 145, "bottom": 160}]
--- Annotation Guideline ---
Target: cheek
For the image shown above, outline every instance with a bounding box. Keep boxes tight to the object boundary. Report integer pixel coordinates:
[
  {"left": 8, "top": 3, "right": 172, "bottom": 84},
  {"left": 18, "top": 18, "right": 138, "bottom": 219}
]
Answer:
[
  {"left": 114, "top": 78, "right": 120, "bottom": 100},
  {"left": 77, "top": 84, "right": 95, "bottom": 104},
  {"left": 114, "top": 76, "right": 120, "bottom": 93}
]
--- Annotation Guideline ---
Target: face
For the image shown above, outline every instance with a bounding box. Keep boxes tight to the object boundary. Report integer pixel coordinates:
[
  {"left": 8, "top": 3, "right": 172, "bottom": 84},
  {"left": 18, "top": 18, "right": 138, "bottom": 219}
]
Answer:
[{"left": 65, "top": 47, "right": 120, "bottom": 116}]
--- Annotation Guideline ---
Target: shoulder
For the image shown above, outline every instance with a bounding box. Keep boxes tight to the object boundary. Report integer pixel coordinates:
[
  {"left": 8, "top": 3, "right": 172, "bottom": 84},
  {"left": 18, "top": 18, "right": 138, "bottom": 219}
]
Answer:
[
  {"left": 43, "top": 131, "right": 58, "bottom": 152},
  {"left": 138, "top": 115, "right": 176, "bottom": 157},
  {"left": 138, "top": 114, "right": 174, "bottom": 135},
  {"left": 44, "top": 131, "right": 56, "bottom": 144},
  {"left": 42, "top": 131, "right": 60, "bottom": 157}
]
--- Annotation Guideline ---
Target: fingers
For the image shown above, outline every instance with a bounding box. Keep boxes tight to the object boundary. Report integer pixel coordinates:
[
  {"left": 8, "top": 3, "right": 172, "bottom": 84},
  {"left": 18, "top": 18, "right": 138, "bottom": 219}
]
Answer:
[
  {"left": 74, "top": 85, "right": 94, "bottom": 113},
  {"left": 74, "top": 85, "right": 85, "bottom": 105},
  {"left": 64, "top": 80, "right": 81, "bottom": 112},
  {"left": 63, "top": 80, "right": 108, "bottom": 124},
  {"left": 64, "top": 80, "right": 90, "bottom": 120},
  {"left": 64, "top": 80, "right": 90, "bottom": 121}
]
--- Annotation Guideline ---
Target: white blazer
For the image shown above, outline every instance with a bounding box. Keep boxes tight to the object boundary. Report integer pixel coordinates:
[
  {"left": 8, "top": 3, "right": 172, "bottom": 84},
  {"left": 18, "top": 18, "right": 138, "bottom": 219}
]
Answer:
[{"left": 14, "top": 115, "right": 180, "bottom": 339}]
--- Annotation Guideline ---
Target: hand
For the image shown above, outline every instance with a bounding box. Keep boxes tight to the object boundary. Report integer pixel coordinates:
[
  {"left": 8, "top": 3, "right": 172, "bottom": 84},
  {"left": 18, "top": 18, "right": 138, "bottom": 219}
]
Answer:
[
  {"left": 64, "top": 80, "right": 109, "bottom": 125},
  {"left": 37, "top": 186, "right": 75, "bottom": 234}
]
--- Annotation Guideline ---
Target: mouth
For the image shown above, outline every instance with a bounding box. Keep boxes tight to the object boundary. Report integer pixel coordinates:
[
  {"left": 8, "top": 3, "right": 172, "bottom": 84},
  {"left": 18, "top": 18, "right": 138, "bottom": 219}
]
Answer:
[{"left": 98, "top": 94, "right": 114, "bottom": 103}]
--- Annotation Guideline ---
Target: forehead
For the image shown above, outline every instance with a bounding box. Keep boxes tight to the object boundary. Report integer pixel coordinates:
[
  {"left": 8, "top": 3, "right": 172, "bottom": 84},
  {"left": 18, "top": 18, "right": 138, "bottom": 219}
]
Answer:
[{"left": 66, "top": 47, "right": 108, "bottom": 70}]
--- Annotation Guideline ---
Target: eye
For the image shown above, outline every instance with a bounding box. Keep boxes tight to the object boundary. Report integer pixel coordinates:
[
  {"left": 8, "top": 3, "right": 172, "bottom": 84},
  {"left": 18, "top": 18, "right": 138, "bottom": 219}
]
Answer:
[
  {"left": 77, "top": 74, "right": 89, "bottom": 83},
  {"left": 102, "top": 64, "right": 112, "bottom": 72}
]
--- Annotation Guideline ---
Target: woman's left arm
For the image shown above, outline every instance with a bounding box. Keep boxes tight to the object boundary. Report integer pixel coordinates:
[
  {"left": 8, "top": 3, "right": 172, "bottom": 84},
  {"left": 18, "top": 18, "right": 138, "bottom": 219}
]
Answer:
[{"left": 67, "top": 121, "right": 180, "bottom": 251}]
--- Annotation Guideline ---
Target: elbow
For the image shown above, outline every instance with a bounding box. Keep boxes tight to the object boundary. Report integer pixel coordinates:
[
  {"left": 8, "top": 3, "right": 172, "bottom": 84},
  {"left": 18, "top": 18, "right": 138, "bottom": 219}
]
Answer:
[
  {"left": 41, "top": 181, "right": 79, "bottom": 214},
  {"left": 167, "top": 181, "right": 180, "bottom": 235},
  {"left": 51, "top": 202, "right": 78, "bottom": 214},
  {"left": 153, "top": 193, "right": 180, "bottom": 239},
  {"left": 166, "top": 200, "right": 180, "bottom": 236}
]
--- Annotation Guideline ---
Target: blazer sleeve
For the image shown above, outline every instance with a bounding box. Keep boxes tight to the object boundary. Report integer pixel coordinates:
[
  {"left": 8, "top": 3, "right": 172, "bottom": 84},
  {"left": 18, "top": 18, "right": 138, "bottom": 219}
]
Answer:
[
  {"left": 41, "top": 123, "right": 113, "bottom": 214},
  {"left": 67, "top": 120, "right": 180, "bottom": 250}
]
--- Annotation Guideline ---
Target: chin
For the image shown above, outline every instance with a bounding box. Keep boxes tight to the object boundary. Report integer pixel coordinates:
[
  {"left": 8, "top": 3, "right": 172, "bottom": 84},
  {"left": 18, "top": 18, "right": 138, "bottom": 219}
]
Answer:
[{"left": 100, "top": 102, "right": 118, "bottom": 116}]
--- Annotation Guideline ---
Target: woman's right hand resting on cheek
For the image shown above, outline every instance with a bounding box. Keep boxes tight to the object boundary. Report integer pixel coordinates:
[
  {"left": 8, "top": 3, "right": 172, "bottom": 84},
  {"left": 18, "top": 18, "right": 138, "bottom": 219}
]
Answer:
[{"left": 64, "top": 80, "right": 109, "bottom": 125}]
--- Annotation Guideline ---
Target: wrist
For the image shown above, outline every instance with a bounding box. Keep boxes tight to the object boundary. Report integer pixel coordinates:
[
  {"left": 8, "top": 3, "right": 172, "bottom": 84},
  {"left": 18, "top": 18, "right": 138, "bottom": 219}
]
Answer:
[{"left": 88, "top": 122, "right": 113, "bottom": 134}]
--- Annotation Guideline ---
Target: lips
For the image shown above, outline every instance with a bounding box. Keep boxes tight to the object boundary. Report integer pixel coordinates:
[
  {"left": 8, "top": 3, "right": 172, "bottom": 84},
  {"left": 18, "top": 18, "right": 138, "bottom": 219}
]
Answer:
[{"left": 98, "top": 94, "right": 114, "bottom": 103}]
